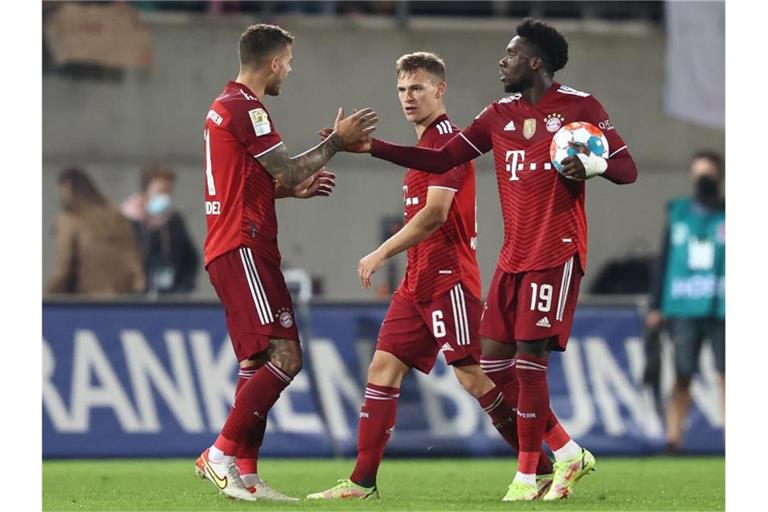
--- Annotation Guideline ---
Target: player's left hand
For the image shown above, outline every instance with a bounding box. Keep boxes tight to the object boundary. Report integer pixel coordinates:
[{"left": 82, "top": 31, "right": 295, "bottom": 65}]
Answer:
[
  {"left": 358, "top": 249, "right": 386, "bottom": 289},
  {"left": 293, "top": 168, "right": 336, "bottom": 198}
]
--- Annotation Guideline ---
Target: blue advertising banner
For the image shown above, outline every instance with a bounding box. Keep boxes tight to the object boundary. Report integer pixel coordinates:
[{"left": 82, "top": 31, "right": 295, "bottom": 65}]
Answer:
[{"left": 43, "top": 302, "right": 724, "bottom": 458}]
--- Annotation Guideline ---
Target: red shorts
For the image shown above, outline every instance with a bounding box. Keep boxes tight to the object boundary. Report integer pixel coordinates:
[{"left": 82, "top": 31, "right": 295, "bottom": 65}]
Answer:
[
  {"left": 376, "top": 283, "right": 482, "bottom": 374},
  {"left": 207, "top": 246, "right": 299, "bottom": 362},
  {"left": 479, "top": 255, "right": 582, "bottom": 351}
]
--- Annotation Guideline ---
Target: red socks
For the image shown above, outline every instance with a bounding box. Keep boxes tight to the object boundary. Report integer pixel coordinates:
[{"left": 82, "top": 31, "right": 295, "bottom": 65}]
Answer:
[
  {"left": 235, "top": 366, "right": 256, "bottom": 395},
  {"left": 480, "top": 358, "right": 518, "bottom": 403},
  {"left": 223, "top": 359, "right": 568, "bottom": 482},
  {"left": 515, "top": 354, "right": 551, "bottom": 475},
  {"left": 234, "top": 366, "right": 263, "bottom": 475},
  {"left": 543, "top": 419, "right": 572, "bottom": 452},
  {"left": 215, "top": 362, "right": 292, "bottom": 456},
  {"left": 350, "top": 383, "right": 400, "bottom": 488},
  {"left": 480, "top": 359, "right": 553, "bottom": 475},
  {"left": 477, "top": 386, "right": 519, "bottom": 447}
]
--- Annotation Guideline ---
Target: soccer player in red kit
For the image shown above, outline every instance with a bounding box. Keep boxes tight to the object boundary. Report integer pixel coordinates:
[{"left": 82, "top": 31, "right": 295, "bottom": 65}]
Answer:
[
  {"left": 308, "top": 52, "right": 554, "bottom": 501},
  {"left": 347, "top": 20, "right": 638, "bottom": 501},
  {"left": 194, "top": 24, "right": 377, "bottom": 502}
]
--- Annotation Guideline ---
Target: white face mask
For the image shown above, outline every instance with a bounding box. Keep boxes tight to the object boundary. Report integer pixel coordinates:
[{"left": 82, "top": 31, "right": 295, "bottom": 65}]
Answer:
[{"left": 146, "top": 194, "right": 171, "bottom": 216}]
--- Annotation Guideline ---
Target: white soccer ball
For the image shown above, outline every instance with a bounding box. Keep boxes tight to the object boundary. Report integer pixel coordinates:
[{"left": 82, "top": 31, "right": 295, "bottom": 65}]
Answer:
[{"left": 549, "top": 121, "right": 609, "bottom": 174}]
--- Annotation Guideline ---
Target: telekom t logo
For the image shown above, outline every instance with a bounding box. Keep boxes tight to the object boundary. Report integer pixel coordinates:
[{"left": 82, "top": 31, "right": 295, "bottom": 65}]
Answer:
[
  {"left": 505, "top": 150, "right": 553, "bottom": 181},
  {"left": 505, "top": 150, "right": 525, "bottom": 181}
]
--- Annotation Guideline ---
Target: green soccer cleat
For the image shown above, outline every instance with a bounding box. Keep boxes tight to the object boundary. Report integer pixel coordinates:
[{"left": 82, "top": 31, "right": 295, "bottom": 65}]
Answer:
[
  {"left": 306, "top": 478, "right": 379, "bottom": 500},
  {"left": 501, "top": 480, "right": 540, "bottom": 501},
  {"left": 541, "top": 448, "right": 597, "bottom": 501}
]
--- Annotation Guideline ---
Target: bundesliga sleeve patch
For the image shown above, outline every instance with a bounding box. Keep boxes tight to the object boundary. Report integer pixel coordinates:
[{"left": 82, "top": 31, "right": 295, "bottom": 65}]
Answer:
[{"left": 249, "top": 108, "right": 272, "bottom": 136}]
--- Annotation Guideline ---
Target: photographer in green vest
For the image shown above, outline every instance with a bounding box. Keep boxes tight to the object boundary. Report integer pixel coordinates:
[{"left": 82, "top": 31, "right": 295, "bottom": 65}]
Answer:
[{"left": 647, "top": 150, "right": 725, "bottom": 454}]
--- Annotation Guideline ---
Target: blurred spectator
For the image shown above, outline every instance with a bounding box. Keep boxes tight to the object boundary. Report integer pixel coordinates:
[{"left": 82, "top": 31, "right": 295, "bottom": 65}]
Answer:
[
  {"left": 647, "top": 151, "right": 725, "bottom": 453},
  {"left": 122, "top": 164, "right": 199, "bottom": 295},
  {"left": 47, "top": 168, "right": 145, "bottom": 297}
]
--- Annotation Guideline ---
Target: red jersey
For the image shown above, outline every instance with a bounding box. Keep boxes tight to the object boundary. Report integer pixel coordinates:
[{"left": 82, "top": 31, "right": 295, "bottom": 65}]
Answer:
[
  {"left": 202, "top": 81, "right": 284, "bottom": 267},
  {"left": 398, "top": 114, "right": 481, "bottom": 303},
  {"left": 460, "top": 82, "right": 628, "bottom": 273}
]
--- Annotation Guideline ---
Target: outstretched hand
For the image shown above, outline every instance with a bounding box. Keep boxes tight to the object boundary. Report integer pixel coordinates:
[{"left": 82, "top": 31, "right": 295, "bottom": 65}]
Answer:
[
  {"left": 293, "top": 168, "right": 336, "bottom": 198},
  {"left": 330, "top": 107, "right": 377, "bottom": 153},
  {"left": 358, "top": 249, "right": 386, "bottom": 289},
  {"left": 319, "top": 125, "right": 371, "bottom": 153}
]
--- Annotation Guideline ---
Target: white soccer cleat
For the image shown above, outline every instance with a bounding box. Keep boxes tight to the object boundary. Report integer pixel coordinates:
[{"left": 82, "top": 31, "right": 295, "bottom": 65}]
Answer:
[
  {"left": 242, "top": 473, "right": 299, "bottom": 501},
  {"left": 244, "top": 479, "right": 299, "bottom": 502},
  {"left": 194, "top": 448, "right": 259, "bottom": 501}
]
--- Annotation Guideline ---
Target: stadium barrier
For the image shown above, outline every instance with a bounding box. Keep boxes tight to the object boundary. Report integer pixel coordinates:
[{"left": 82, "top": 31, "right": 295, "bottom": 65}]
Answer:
[{"left": 43, "top": 301, "right": 724, "bottom": 458}]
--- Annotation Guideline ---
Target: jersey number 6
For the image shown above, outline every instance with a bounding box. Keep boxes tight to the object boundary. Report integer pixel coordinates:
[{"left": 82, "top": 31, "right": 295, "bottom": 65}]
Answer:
[{"left": 432, "top": 310, "right": 447, "bottom": 338}]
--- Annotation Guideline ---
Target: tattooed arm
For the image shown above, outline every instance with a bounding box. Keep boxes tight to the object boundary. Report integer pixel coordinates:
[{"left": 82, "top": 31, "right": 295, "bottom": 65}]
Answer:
[
  {"left": 257, "top": 108, "right": 377, "bottom": 188},
  {"left": 258, "top": 134, "right": 342, "bottom": 188}
]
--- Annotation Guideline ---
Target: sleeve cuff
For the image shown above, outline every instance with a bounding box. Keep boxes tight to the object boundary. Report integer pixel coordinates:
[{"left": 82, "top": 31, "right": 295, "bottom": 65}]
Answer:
[{"left": 370, "top": 138, "right": 386, "bottom": 159}]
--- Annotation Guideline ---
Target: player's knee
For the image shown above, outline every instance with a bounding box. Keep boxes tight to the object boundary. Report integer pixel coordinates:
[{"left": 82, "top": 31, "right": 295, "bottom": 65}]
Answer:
[
  {"left": 274, "top": 355, "right": 302, "bottom": 378},
  {"left": 287, "top": 356, "right": 303, "bottom": 377},
  {"left": 481, "top": 337, "right": 516, "bottom": 359},
  {"left": 366, "top": 354, "right": 406, "bottom": 387},
  {"left": 268, "top": 340, "right": 303, "bottom": 378},
  {"left": 454, "top": 365, "right": 494, "bottom": 398},
  {"left": 459, "top": 374, "right": 488, "bottom": 398},
  {"left": 515, "top": 338, "right": 551, "bottom": 359},
  {"left": 367, "top": 358, "right": 391, "bottom": 382}
]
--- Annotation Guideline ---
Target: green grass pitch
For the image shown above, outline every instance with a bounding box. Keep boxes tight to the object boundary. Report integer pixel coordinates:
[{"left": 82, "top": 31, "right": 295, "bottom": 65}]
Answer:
[{"left": 43, "top": 457, "right": 724, "bottom": 511}]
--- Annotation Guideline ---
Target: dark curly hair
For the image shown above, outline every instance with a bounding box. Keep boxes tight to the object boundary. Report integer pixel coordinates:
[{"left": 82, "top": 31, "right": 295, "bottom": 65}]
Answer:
[{"left": 516, "top": 18, "right": 569, "bottom": 75}]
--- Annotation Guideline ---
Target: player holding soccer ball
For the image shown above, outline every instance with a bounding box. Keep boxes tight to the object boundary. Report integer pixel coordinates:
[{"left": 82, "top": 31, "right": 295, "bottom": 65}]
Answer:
[
  {"left": 195, "top": 24, "right": 376, "bottom": 502},
  {"left": 308, "top": 52, "right": 555, "bottom": 501},
  {"left": 345, "top": 19, "right": 637, "bottom": 501}
]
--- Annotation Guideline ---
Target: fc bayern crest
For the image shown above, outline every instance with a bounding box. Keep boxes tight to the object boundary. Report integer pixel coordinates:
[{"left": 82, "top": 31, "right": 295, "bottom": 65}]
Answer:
[
  {"left": 277, "top": 308, "right": 294, "bottom": 328},
  {"left": 545, "top": 113, "right": 565, "bottom": 133}
]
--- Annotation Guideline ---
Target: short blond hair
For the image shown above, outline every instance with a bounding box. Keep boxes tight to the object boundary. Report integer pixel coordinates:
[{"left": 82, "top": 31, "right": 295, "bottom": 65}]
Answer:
[{"left": 395, "top": 51, "right": 446, "bottom": 81}]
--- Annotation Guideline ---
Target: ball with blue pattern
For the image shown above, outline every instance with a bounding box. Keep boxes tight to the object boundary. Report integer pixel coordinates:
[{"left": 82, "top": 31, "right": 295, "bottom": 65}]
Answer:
[{"left": 549, "top": 122, "right": 609, "bottom": 175}]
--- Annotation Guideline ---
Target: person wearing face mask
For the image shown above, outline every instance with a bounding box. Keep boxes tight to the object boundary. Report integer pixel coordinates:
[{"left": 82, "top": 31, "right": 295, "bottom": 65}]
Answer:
[
  {"left": 647, "top": 150, "right": 725, "bottom": 454},
  {"left": 122, "top": 164, "right": 200, "bottom": 295}
]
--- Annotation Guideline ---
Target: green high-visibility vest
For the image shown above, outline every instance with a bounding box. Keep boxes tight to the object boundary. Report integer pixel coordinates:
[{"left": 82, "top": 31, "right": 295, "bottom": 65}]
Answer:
[{"left": 661, "top": 197, "right": 725, "bottom": 319}]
